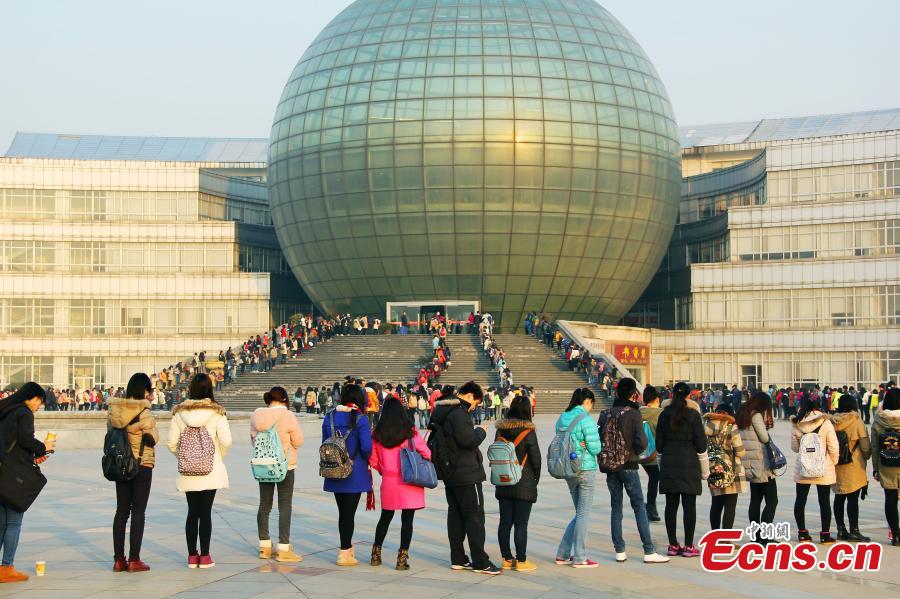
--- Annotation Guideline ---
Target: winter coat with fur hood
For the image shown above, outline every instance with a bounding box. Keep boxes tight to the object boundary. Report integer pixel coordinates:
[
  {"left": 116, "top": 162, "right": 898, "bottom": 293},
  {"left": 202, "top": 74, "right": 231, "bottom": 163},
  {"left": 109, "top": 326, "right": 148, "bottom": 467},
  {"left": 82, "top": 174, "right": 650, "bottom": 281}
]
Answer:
[
  {"left": 871, "top": 408, "right": 900, "bottom": 490},
  {"left": 739, "top": 412, "right": 775, "bottom": 484},
  {"left": 167, "top": 399, "right": 232, "bottom": 492},
  {"left": 790, "top": 410, "right": 839, "bottom": 485},
  {"left": 493, "top": 418, "right": 541, "bottom": 502},
  {"left": 107, "top": 397, "right": 159, "bottom": 468},
  {"left": 831, "top": 411, "right": 870, "bottom": 495},
  {"left": 703, "top": 412, "right": 747, "bottom": 495}
]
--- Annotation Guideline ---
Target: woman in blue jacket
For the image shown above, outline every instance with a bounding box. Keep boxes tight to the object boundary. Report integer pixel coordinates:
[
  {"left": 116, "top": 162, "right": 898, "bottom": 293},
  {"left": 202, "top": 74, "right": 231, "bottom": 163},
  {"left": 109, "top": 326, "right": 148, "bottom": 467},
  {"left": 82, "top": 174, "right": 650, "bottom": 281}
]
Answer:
[
  {"left": 322, "top": 384, "right": 372, "bottom": 566},
  {"left": 554, "top": 388, "right": 602, "bottom": 568}
]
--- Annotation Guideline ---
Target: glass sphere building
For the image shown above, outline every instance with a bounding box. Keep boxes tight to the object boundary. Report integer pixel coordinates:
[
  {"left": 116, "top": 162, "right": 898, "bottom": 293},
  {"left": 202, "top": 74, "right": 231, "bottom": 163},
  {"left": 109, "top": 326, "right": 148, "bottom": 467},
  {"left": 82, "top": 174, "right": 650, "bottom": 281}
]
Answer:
[{"left": 268, "top": 0, "right": 682, "bottom": 331}]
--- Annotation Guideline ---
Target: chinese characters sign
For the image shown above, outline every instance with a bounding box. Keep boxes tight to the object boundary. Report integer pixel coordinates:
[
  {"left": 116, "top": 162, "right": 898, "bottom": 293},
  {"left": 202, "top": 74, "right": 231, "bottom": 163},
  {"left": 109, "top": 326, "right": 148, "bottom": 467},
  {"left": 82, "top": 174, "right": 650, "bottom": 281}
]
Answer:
[{"left": 614, "top": 343, "right": 650, "bottom": 365}]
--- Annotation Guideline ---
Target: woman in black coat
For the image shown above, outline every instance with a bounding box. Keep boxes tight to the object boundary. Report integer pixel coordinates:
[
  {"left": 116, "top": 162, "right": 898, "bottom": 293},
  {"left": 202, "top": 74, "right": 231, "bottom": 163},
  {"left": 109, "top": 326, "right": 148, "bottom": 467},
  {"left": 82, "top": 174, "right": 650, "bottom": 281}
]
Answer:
[
  {"left": 493, "top": 396, "right": 541, "bottom": 571},
  {"left": 656, "top": 382, "right": 707, "bottom": 558}
]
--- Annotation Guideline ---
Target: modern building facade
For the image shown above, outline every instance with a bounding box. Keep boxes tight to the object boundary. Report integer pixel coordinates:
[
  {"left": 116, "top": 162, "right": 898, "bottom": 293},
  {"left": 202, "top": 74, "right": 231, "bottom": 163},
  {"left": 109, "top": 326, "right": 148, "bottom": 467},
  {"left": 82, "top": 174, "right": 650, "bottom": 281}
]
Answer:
[
  {"left": 627, "top": 109, "right": 900, "bottom": 389},
  {"left": 0, "top": 133, "right": 310, "bottom": 388},
  {"left": 268, "top": 0, "right": 682, "bottom": 333}
]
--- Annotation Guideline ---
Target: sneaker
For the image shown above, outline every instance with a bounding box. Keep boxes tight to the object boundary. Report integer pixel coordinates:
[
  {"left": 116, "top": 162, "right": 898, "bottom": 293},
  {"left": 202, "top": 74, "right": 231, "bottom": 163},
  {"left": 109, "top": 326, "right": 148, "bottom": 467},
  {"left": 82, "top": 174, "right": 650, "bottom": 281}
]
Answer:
[
  {"left": 474, "top": 563, "right": 502, "bottom": 575},
  {"left": 666, "top": 544, "right": 682, "bottom": 556},
  {"left": 643, "top": 553, "right": 670, "bottom": 564},
  {"left": 113, "top": 557, "right": 128, "bottom": 573},
  {"left": 681, "top": 545, "right": 700, "bottom": 558},
  {"left": 819, "top": 532, "right": 836, "bottom": 545},
  {"left": 187, "top": 554, "right": 200, "bottom": 569},
  {"left": 198, "top": 554, "right": 215, "bottom": 569},
  {"left": 615, "top": 552, "right": 627, "bottom": 562},
  {"left": 555, "top": 556, "right": 573, "bottom": 565},
  {"left": 572, "top": 559, "right": 599, "bottom": 569},
  {"left": 450, "top": 561, "right": 473, "bottom": 571},
  {"left": 126, "top": 558, "right": 151, "bottom": 573},
  {"left": 501, "top": 559, "right": 515, "bottom": 570},
  {"left": 515, "top": 560, "right": 537, "bottom": 572}
]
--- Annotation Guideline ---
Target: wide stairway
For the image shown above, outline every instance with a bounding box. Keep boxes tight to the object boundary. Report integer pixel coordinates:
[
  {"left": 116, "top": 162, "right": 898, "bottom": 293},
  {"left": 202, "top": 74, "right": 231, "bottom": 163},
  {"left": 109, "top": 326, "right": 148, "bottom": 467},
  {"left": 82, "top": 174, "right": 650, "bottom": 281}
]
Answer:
[
  {"left": 217, "top": 334, "right": 431, "bottom": 411},
  {"left": 437, "top": 334, "right": 498, "bottom": 390},
  {"left": 491, "top": 333, "right": 612, "bottom": 413}
]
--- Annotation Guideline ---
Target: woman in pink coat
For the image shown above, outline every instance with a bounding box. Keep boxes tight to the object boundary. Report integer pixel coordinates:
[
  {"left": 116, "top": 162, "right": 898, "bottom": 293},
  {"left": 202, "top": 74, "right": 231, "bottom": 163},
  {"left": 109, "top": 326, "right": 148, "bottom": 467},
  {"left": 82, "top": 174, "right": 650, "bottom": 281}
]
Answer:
[{"left": 369, "top": 397, "right": 432, "bottom": 571}]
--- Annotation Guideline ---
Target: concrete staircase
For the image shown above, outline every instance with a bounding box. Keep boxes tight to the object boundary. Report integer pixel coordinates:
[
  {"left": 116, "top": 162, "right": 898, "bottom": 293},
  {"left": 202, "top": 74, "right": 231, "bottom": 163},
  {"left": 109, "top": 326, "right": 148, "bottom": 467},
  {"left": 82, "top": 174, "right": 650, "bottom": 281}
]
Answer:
[
  {"left": 491, "top": 334, "right": 612, "bottom": 414},
  {"left": 216, "top": 334, "right": 431, "bottom": 411},
  {"left": 436, "top": 335, "right": 498, "bottom": 391}
]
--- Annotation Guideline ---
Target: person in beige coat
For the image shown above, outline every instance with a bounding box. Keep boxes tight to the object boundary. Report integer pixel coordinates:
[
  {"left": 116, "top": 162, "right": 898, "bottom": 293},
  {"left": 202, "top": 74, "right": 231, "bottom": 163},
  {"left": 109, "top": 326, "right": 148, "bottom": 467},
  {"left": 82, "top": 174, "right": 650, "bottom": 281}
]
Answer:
[
  {"left": 737, "top": 392, "right": 778, "bottom": 544},
  {"left": 791, "top": 397, "right": 839, "bottom": 543},
  {"left": 871, "top": 388, "right": 900, "bottom": 545},
  {"left": 702, "top": 405, "right": 747, "bottom": 531},
  {"left": 107, "top": 374, "right": 159, "bottom": 573},
  {"left": 831, "top": 395, "right": 871, "bottom": 541},
  {"left": 167, "top": 374, "right": 232, "bottom": 569}
]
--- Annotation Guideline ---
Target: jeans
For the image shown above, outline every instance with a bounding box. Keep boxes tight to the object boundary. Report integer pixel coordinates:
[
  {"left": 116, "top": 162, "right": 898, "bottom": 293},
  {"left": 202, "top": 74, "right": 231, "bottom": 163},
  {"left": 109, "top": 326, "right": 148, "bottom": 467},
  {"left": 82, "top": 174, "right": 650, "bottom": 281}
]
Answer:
[
  {"left": 497, "top": 498, "right": 533, "bottom": 561},
  {"left": 0, "top": 502, "right": 24, "bottom": 566},
  {"left": 606, "top": 469, "right": 655, "bottom": 554},
  {"left": 445, "top": 484, "right": 490, "bottom": 568},
  {"left": 258, "top": 469, "right": 295, "bottom": 544},
  {"left": 557, "top": 469, "right": 596, "bottom": 562},
  {"left": 185, "top": 490, "right": 216, "bottom": 555},
  {"left": 400, "top": 325, "right": 407, "bottom": 335},
  {"left": 417, "top": 409, "right": 429, "bottom": 429},
  {"left": 113, "top": 466, "right": 153, "bottom": 559}
]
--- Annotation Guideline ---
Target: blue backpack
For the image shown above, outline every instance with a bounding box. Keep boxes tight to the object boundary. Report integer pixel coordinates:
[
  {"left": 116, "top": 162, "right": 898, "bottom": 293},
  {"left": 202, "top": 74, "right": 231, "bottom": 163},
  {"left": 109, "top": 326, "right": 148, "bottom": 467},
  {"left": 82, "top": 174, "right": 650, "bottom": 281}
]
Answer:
[
  {"left": 547, "top": 413, "right": 590, "bottom": 479},
  {"left": 251, "top": 418, "right": 288, "bottom": 483},
  {"left": 488, "top": 430, "right": 531, "bottom": 486},
  {"left": 638, "top": 421, "right": 657, "bottom": 464}
]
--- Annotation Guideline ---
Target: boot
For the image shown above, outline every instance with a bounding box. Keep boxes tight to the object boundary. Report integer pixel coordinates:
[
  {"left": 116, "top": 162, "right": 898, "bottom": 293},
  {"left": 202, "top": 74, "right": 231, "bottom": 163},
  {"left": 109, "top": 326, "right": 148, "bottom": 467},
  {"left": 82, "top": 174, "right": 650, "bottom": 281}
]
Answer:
[
  {"left": 797, "top": 529, "right": 813, "bottom": 542},
  {"left": 836, "top": 524, "right": 850, "bottom": 541},
  {"left": 0, "top": 565, "right": 29, "bottom": 583},
  {"left": 127, "top": 557, "right": 150, "bottom": 573},
  {"left": 396, "top": 549, "right": 410, "bottom": 571},
  {"left": 819, "top": 531, "right": 836, "bottom": 544},
  {"left": 336, "top": 548, "right": 358, "bottom": 567},
  {"left": 849, "top": 528, "right": 871, "bottom": 542},
  {"left": 892, "top": 530, "right": 900, "bottom": 546},
  {"left": 259, "top": 539, "right": 272, "bottom": 560},
  {"left": 646, "top": 503, "right": 661, "bottom": 522},
  {"left": 113, "top": 557, "right": 128, "bottom": 572},
  {"left": 276, "top": 544, "right": 302, "bottom": 563},
  {"left": 370, "top": 545, "right": 382, "bottom": 566}
]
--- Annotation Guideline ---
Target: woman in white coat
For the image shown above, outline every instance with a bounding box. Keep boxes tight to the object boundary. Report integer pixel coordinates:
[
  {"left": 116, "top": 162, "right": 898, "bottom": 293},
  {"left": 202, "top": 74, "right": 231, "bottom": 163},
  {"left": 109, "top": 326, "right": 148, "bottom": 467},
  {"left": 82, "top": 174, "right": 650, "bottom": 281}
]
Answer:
[
  {"left": 168, "top": 374, "right": 232, "bottom": 569},
  {"left": 790, "top": 396, "right": 839, "bottom": 544}
]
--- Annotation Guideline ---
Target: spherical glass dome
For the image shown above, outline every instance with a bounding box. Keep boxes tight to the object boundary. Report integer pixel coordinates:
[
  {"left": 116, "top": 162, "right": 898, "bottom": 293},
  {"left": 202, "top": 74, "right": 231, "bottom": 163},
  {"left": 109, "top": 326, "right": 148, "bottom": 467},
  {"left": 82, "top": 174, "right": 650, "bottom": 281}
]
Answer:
[{"left": 268, "top": 0, "right": 681, "bottom": 331}]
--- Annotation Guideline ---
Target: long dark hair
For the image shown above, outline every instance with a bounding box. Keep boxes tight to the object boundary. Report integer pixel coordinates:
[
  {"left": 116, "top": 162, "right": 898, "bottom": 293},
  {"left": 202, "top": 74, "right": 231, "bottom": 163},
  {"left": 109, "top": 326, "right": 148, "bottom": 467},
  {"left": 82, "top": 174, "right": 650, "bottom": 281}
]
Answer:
[
  {"left": 736, "top": 391, "right": 772, "bottom": 430},
  {"left": 566, "top": 387, "right": 594, "bottom": 412},
  {"left": 506, "top": 395, "right": 532, "bottom": 421},
  {"left": 836, "top": 394, "right": 858, "bottom": 414},
  {"left": 125, "top": 373, "right": 152, "bottom": 400},
  {"left": 373, "top": 397, "right": 414, "bottom": 448},
  {"left": 794, "top": 396, "right": 821, "bottom": 422},
  {"left": 189, "top": 373, "right": 216, "bottom": 402},
  {"left": 669, "top": 381, "right": 691, "bottom": 429},
  {"left": 0, "top": 382, "right": 45, "bottom": 417},
  {"left": 340, "top": 383, "right": 367, "bottom": 428}
]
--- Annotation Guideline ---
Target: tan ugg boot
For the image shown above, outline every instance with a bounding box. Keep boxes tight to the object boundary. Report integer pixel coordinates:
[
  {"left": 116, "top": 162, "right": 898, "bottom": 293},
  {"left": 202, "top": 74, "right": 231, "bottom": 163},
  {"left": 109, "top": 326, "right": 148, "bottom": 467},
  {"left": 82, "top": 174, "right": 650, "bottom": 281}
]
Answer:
[
  {"left": 259, "top": 539, "right": 272, "bottom": 559},
  {"left": 336, "top": 548, "right": 358, "bottom": 566},
  {"left": 276, "top": 544, "right": 302, "bottom": 563}
]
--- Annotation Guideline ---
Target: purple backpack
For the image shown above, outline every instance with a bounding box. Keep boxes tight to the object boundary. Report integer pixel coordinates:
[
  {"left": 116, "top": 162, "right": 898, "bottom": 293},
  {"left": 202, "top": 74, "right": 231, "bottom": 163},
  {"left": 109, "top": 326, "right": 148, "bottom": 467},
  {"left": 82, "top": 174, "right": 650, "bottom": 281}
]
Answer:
[{"left": 177, "top": 426, "right": 215, "bottom": 476}]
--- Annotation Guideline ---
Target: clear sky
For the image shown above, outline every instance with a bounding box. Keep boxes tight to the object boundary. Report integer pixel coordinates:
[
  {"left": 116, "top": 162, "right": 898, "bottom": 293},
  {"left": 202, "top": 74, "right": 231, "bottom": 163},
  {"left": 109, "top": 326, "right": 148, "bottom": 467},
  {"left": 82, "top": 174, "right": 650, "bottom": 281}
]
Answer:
[{"left": 2, "top": 0, "right": 897, "bottom": 151}]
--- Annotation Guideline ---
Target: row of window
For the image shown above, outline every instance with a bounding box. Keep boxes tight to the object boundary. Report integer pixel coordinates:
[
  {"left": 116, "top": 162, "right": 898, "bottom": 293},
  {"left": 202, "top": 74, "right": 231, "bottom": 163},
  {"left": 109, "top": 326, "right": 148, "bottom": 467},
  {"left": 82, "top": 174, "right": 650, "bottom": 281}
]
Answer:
[
  {"left": 768, "top": 161, "right": 899, "bottom": 205},
  {"left": 0, "top": 188, "right": 198, "bottom": 221},
  {"left": 678, "top": 178, "right": 767, "bottom": 224},
  {"left": 198, "top": 193, "right": 272, "bottom": 227},
  {"left": 731, "top": 219, "right": 900, "bottom": 261}
]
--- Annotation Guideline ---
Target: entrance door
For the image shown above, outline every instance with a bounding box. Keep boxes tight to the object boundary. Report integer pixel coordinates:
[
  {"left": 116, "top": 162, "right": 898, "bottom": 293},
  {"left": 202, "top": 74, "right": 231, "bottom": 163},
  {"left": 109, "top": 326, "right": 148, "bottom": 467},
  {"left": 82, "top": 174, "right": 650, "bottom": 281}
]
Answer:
[
  {"left": 741, "top": 365, "right": 761, "bottom": 390},
  {"left": 419, "top": 305, "right": 445, "bottom": 333}
]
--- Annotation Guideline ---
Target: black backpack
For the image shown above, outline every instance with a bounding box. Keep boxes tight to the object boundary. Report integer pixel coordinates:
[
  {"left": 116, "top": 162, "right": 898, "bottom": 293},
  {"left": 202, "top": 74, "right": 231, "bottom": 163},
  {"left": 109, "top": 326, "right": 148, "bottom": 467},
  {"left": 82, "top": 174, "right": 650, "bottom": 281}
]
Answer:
[
  {"left": 835, "top": 430, "right": 853, "bottom": 465},
  {"left": 102, "top": 410, "right": 146, "bottom": 483},
  {"left": 879, "top": 430, "right": 900, "bottom": 468},
  {"left": 427, "top": 419, "right": 458, "bottom": 481}
]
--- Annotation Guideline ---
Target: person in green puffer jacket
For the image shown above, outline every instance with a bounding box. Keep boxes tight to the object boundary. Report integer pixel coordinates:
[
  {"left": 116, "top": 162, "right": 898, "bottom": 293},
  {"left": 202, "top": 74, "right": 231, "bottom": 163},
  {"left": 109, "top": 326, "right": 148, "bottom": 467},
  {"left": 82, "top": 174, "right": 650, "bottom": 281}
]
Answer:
[{"left": 554, "top": 388, "right": 602, "bottom": 569}]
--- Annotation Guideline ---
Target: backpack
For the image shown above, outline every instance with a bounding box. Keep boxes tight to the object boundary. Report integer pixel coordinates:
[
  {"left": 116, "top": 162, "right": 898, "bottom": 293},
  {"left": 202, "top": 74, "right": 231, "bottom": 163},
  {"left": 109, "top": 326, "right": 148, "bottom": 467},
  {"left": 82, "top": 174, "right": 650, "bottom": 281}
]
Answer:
[
  {"left": 599, "top": 408, "right": 630, "bottom": 473},
  {"left": 426, "top": 419, "right": 459, "bottom": 481},
  {"left": 798, "top": 424, "right": 827, "bottom": 478},
  {"left": 488, "top": 429, "right": 531, "bottom": 486},
  {"left": 547, "top": 412, "right": 590, "bottom": 479},
  {"left": 319, "top": 410, "right": 356, "bottom": 480},
  {"left": 177, "top": 425, "right": 216, "bottom": 476},
  {"left": 638, "top": 421, "right": 657, "bottom": 464},
  {"left": 835, "top": 429, "right": 853, "bottom": 465},
  {"left": 251, "top": 417, "right": 288, "bottom": 483},
  {"left": 102, "top": 410, "right": 146, "bottom": 483},
  {"left": 878, "top": 429, "right": 900, "bottom": 468},
  {"left": 707, "top": 425, "right": 736, "bottom": 489}
]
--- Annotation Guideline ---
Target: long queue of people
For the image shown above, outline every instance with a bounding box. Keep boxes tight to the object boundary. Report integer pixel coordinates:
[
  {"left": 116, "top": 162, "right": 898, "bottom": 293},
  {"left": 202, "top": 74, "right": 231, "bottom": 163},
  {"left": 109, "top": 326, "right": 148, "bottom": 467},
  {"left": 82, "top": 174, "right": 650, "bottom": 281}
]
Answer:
[{"left": 1, "top": 375, "right": 899, "bottom": 584}]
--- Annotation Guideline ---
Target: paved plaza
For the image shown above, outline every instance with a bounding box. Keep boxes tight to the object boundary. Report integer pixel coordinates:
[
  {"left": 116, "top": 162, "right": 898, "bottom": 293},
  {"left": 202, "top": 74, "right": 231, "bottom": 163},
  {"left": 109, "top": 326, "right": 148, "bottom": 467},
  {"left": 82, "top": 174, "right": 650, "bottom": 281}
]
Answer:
[{"left": 4, "top": 413, "right": 899, "bottom": 598}]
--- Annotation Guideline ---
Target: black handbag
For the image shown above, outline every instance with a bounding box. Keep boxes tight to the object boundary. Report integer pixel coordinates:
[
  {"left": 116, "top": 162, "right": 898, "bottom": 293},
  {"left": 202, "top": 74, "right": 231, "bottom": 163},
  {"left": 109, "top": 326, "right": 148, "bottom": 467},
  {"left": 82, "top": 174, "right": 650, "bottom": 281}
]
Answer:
[{"left": 0, "top": 439, "right": 47, "bottom": 512}]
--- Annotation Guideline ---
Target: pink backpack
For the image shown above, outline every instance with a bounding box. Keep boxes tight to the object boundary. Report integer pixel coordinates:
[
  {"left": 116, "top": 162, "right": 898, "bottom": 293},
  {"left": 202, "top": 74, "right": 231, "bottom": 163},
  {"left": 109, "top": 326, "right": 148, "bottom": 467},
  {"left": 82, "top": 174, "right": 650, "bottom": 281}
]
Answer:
[{"left": 177, "top": 425, "right": 215, "bottom": 476}]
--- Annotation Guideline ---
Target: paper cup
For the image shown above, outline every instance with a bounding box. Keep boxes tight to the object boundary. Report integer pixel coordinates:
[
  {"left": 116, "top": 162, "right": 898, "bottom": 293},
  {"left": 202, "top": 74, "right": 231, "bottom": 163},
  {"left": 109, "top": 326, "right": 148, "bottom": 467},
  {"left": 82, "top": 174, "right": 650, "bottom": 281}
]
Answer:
[{"left": 35, "top": 561, "right": 45, "bottom": 576}]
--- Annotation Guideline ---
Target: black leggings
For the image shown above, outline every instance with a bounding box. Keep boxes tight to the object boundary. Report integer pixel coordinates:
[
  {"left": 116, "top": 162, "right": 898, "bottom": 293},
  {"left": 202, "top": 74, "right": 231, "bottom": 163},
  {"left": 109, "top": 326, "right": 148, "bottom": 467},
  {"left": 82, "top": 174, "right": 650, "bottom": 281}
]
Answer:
[
  {"left": 334, "top": 492, "right": 361, "bottom": 550},
  {"left": 642, "top": 464, "right": 660, "bottom": 506},
  {"left": 885, "top": 488, "right": 899, "bottom": 533},
  {"left": 374, "top": 509, "right": 415, "bottom": 550},
  {"left": 710, "top": 493, "right": 738, "bottom": 530},
  {"left": 794, "top": 483, "right": 831, "bottom": 532},
  {"left": 113, "top": 466, "right": 152, "bottom": 559},
  {"left": 185, "top": 490, "right": 216, "bottom": 555},
  {"left": 664, "top": 493, "right": 697, "bottom": 547},
  {"left": 498, "top": 497, "right": 533, "bottom": 562},
  {"left": 749, "top": 479, "right": 778, "bottom": 537},
  {"left": 833, "top": 488, "right": 861, "bottom": 529}
]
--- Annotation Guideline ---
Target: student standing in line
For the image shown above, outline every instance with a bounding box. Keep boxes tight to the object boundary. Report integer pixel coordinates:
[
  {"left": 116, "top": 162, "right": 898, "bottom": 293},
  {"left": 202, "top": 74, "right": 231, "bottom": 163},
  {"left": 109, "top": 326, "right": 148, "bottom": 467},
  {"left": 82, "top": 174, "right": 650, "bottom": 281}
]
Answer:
[
  {"left": 702, "top": 404, "right": 747, "bottom": 531},
  {"left": 108, "top": 373, "right": 159, "bottom": 573},
  {"left": 322, "top": 384, "right": 372, "bottom": 566},
  {"left": 640, "top": 386, "right": 663, "bottom": 522},
  {"left": 790, "top": 396, "right": 839, "bottom": 543},
  {"left": 656, "top": 382, "right": 707, "bottom": 557},
  {"left": 251, "top": 386, "right": 304, "bottom": 562},
  {"left": 871, "top": 388, "right": 900, "bottom": 545},
  {"left": 167, "top": 374, "right": 232, "bottom": 569},
  {"left": 494, "top": 395, "right": 541, "bottom": 571},
  {"left": 369, "top": 397, "right": 431, "bottom": 570},
  {"left": 736, "top": 392, "right": 778, "bottom": 543},
  {"left": 831, "top": 394, "right": 871, "bottom": 541}
]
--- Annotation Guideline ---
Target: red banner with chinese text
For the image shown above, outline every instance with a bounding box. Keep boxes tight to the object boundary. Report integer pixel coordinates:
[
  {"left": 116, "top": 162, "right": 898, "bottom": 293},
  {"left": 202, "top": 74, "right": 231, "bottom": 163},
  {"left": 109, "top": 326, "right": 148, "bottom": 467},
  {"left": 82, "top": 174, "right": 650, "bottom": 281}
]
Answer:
[{"left": 613, "top": 343, "right": 650, "bottom": 365}]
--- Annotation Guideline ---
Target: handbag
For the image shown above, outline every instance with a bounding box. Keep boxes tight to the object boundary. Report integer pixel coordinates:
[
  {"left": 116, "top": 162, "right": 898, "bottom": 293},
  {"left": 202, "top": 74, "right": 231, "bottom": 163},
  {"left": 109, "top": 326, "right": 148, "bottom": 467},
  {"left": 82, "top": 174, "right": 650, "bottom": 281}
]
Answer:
[
  {"left": 400, "top": 438, "right": 438, "bottom": 489},
  {"left": 764, "top": 439, "right": 788, "bottom": 475},
  {"left": 698, "top": 451, "right": 710, "bottom": 480},
  {"left": 0, "top": 439, "right": 48, "bottom": 512}
]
